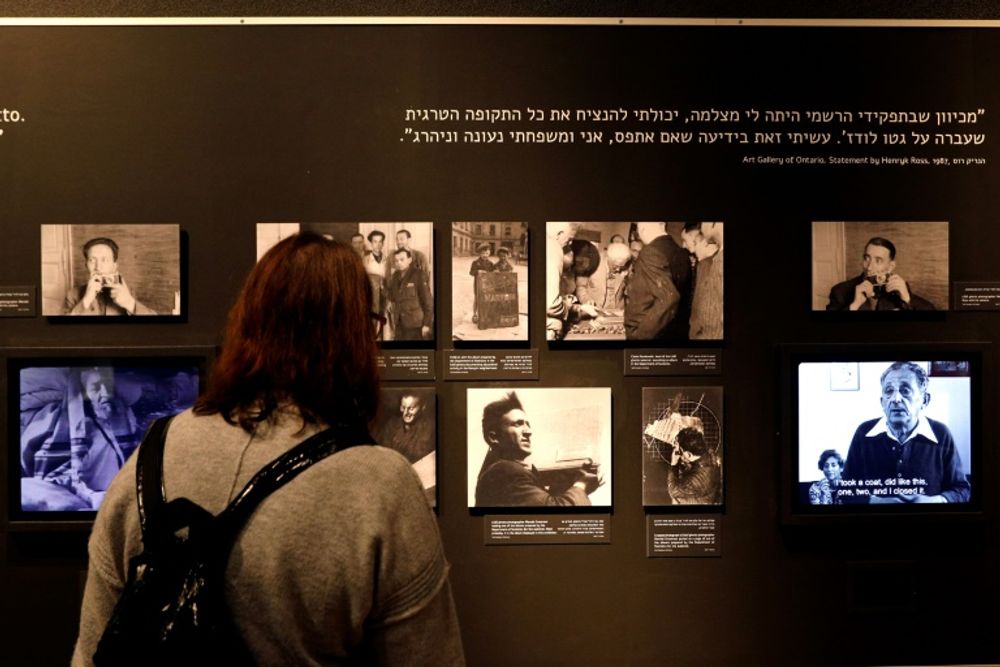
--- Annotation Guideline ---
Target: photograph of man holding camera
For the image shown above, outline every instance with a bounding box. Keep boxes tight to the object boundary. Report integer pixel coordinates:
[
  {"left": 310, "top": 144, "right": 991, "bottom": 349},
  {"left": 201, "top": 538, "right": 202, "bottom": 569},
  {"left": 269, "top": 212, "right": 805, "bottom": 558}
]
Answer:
[
  {"left": 811, "top": 221, "right": 947, "bottom": 312},
  {"left": 825, "top": 236, "right": 936, "bottom": 311},
  {"left": 64, "top": 237, "right": 156, "bottom": 316},
  {"left": 41, "top": 224, "right": 180, "bottom": 317}
]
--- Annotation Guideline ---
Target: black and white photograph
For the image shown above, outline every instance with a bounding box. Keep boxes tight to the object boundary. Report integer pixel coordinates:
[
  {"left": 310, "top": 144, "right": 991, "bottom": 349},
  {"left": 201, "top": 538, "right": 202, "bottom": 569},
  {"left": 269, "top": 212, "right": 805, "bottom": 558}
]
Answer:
[
  {"left": 811, "top": 221, "right": 950, "bottom": 311},
  {"left": 40, "top": 224, "right": 181, "bottom": 316},
  {"left": 451, "top": 222, "right": 528, "bottom": 341},
  {"left": 797, "top": 360, "right": 972, "bottom": 506},
  {"left": 641, "top": 386, "right": 723, "bottom": 507},
  {"left": 546, "top": 222, "right": 724, "bottom": 341},
  {"left": 372, "top": 387, "right": 437, "bottom": 506},
  {"left": 257, "top": 222, "right": 435, "bottom": 341},
  {"left": 466, "top": 387, "right": 612, "bottom": 508},
  {"left": 18, "top": 364, "right": 200, "bottom": 512}
]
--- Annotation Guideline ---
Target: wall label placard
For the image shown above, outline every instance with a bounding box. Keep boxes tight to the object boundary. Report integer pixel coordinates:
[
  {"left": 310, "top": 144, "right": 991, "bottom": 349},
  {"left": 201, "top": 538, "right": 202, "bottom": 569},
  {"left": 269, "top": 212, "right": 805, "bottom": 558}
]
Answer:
[
  {"left": 0, "top": 286, "right": 36, "bottom": 317},
  {"left": 954, "top": 282, "right": 1000, "bottom": 310},
  {"left": 646, "top": 517, "right": 721, "bottom": 558},
  {"left": 378, "top": 350, "right": 435, "bottom": 381},
  {"left": 484, "top": 514, "right": 610, "bottom": 545},
  {"left": 625, "top": 349, "right": 722, "bottom": 376},
  {"left": 444, "top": 349, "right": 538, "bottom": 380}
]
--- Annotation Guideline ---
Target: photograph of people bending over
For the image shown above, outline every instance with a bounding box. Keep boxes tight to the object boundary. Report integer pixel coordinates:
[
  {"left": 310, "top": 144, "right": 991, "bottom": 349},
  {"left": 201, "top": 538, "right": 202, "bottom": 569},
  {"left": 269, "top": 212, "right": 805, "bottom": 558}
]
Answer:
[
  {"left": 797, "top": 360, "right": 972, "bottom": 506},
  {"left": 642, "top": 387, "right": 723, "bottom": 506},
  {"left": 467, "top": 387, "right": 612, "bottom": 508},
  {"left": 19, "top": 365, "right": 199, "bottom": 512},
  {"left": 41, "top": 224, "right": 180, "bottom": 316},
  {"left": 812, "top": 221, "right": 948, "bottom": 311},
  {"left": 451, "top": 222, "right": 528, "bottom": 341},
  {"left": 372, "top": 387, "right": 437, "bottom": 506},
  {"left": 546, "top": 221, "right": 723, "bottom": 341},
  {"left": 257, "top": 222, "right": 434, "bottom": 341}
]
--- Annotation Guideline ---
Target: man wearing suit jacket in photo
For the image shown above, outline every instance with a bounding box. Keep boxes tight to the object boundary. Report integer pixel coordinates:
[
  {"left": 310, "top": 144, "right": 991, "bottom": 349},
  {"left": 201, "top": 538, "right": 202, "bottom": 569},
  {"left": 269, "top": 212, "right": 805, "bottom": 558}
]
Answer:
[
  {"left": 386, "top": 248, "right": 433, "bottom": 340},
  {"left": 825, "top": 237, "right": 936, "bottom": 311}
]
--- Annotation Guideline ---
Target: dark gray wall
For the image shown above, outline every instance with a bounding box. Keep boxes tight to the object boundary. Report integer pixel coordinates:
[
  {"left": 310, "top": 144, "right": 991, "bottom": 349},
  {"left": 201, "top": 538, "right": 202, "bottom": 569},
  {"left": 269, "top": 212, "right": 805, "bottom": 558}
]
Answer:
[{"left": 1, "top": 12, "right": 999, "bottom": 667}]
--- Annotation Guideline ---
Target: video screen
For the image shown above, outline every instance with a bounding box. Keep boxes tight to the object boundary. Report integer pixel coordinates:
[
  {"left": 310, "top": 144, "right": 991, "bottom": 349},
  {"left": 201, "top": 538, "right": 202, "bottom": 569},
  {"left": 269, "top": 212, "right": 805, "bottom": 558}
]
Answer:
[
  {"left": 17, "top": 362, "right": 200, "bottom": 515},
  {"left": 796, "top": 360, "right": 974, "bottom": 510}
]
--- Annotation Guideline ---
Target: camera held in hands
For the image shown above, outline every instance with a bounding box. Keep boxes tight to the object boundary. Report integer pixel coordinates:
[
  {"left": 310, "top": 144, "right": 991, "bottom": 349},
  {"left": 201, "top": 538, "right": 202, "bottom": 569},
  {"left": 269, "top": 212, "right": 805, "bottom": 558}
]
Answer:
[
  {"left": 96, "top": 273, "right": 122, "bottom": 293},
  {"left": 866, "top": 272, "right": 891, "bottom": 297}
]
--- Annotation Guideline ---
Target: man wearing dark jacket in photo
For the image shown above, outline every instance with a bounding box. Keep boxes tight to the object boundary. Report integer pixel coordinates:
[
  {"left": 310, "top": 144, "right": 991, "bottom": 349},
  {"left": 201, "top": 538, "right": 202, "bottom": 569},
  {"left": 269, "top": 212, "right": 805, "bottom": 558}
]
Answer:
[
  {"left": 474, "top": 392, "right": 602, "bottom": 507},
  {"left": 624, "top": 222, "right": 692, "bottom": 340},
  {"left": 386, "top": 248, "right": 433, "bottom": 340},
  {"left": 826, "top": 237, "right": 936, "bottom": 311}
]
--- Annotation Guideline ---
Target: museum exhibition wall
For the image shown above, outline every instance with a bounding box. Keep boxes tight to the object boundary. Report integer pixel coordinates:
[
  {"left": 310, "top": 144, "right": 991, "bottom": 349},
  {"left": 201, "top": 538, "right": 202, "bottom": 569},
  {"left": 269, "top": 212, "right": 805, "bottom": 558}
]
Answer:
[{"left": 1, "top": 14, "right": 999, "bottom": 666}]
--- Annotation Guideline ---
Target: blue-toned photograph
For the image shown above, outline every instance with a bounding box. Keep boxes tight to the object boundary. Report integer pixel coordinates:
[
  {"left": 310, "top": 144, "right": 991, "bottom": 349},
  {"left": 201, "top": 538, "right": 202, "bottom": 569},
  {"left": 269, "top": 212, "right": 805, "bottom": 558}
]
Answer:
[{"left": 19, "top": 365, "right": 199, "bottom": 512}]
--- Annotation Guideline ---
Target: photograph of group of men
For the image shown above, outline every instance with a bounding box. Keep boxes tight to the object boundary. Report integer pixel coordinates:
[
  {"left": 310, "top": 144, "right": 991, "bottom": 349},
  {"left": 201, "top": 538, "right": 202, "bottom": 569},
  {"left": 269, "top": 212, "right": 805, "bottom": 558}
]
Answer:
[
  {"left": 641, "top": 387, "right": 724, "bottom": 506},
  {"left": 546, "top": 221, "right": 723, "bottom": 341},
  {"left": 40, "top": 224, "right": 181, "bottom": 316},
  {"left": 812, "top": 221, "right": 949, "bottom": 312},
  {"left": 466, "top": 387, "right": 611, "bottom": 508},
  {"left": 19, "top": 364, "right": 200, "bottom": 512},
  {"left": 371, "top": 387, "right": 437, "bottom": 506},
  {"left": 798, "top": 360, "right": 972, "bottom": 506},
  {"left": 257, "top": 222, "right": 434, "bottom": 341},
  {"left": 451, "top": 222, "right": 528, "bottom": 341}
]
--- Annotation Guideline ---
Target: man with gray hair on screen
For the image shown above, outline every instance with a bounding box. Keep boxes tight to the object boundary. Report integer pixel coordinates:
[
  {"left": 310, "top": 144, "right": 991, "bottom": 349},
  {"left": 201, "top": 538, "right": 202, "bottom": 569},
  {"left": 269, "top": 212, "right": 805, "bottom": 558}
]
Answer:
[
  {"left": 825, "top": 237, "right": 935, "bottom": 311},
  {"left": 841, "top": 361, "right": 970, "bottom": 504}
]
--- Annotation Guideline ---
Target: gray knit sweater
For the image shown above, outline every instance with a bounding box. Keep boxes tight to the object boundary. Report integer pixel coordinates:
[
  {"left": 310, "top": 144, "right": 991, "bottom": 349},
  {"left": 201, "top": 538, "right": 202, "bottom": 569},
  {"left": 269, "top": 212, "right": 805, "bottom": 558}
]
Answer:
[{"left": 72, "top": 409, "right": 464, "bottom": 666}]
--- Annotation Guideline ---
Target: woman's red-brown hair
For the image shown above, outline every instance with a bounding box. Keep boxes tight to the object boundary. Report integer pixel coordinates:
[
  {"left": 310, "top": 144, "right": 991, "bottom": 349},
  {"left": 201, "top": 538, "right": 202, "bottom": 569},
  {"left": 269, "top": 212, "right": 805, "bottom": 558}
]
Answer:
[{"left": 195, "top": 231, "right": 380, "bottom": 431}]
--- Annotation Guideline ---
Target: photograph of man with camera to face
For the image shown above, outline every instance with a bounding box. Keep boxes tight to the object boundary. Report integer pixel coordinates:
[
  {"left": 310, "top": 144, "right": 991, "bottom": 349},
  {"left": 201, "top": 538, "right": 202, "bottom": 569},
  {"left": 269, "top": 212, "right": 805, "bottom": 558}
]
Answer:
[
  {"left": 41, "top": 224, "right": 181, "bottom": 317},
  {"left": 64, "top": 237, "right": 155, "bottom": 315},
  {"left": 811, "top": 221, "right": 948, "bottom": 312}
]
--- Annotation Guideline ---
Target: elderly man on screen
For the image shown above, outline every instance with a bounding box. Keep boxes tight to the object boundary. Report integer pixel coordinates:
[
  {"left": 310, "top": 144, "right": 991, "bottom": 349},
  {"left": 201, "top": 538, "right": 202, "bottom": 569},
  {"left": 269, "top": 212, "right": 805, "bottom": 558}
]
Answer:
[
  {"left": 841, "top": 361, "right": 970, "bottom": 504},
  {"left": 20, "top": 367, "right": 139, "bottom": 511}
]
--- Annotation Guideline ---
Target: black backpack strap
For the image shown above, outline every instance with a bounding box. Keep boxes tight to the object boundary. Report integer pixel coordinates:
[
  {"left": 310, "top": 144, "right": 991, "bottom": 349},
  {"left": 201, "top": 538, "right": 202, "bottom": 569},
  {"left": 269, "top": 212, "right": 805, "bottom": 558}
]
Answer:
[
  {"left": 212, "top": 421, "right": 372, "bottom": 550},
  {"left": 135, "top": 416, "right": 175, "bottom": 549}
]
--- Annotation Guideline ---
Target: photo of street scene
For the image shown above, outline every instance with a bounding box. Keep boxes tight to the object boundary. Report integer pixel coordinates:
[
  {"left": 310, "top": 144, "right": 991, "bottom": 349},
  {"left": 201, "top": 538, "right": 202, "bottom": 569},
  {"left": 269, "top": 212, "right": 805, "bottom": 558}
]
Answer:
[{"left": 451, "top": 222, "right": 528, "bottom": 341}]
